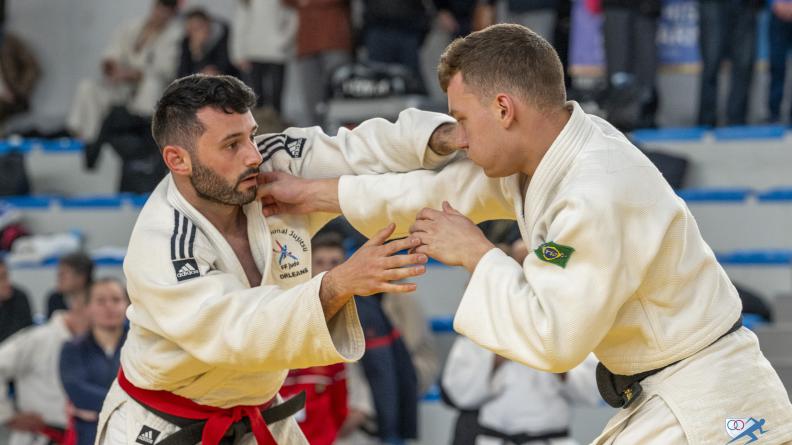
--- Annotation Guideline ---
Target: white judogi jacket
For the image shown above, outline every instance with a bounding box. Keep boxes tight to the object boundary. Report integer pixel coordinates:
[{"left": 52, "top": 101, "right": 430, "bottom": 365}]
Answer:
[
  {"left": 0, "top": 312, "right": 74, "bottom": 445},
  {"left": 337, "top": 102, "right": 792, "bottom": 443},
  {"left": 442, "top": 337, "right": 599, "bottom": 445},
  {"left": 99, "top": 109, "right": 454, "bottom": 443},
  {"left": 102, "top": 17, "right": 183, "bottom": 115}
]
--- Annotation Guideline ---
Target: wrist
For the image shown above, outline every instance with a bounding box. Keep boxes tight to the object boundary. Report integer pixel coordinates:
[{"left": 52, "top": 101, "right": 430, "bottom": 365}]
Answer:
[
  {"left": 308, "top": 178, "right": 341, "bottom": 213},
  {"left": 319, "top": 268, "right": 352, "bottom": 320},
  {"left": 464, "top": 241, "right": 494, "bottom": 272}
]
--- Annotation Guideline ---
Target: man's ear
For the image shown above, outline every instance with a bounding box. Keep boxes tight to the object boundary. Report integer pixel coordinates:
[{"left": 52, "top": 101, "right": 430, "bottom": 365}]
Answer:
[
  {"left": 162, "top": 145, "right": 191, "bottom": 176},
  {"left": 494, "top": 93, "right": 516, "bottom": 129}
]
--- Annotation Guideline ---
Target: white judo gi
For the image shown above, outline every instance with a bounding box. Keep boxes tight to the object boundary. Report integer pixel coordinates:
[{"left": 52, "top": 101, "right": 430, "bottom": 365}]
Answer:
[
  {"left": 442, "top": 337, "right": 600, "bottom": 445},
  {"left": 0, "top": 312, "right": 75, "bottom": 445},
  {"left": 95, "top": 109, "right": 454, "bottom": 445},
  {"left": 336, "top": 102, "right": 792, "bottom": 444}
]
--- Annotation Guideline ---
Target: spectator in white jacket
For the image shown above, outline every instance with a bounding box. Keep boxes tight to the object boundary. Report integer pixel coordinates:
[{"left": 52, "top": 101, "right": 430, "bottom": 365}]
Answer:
[{"left": 66, "top": 0, "right": 182, "bottom": 143}]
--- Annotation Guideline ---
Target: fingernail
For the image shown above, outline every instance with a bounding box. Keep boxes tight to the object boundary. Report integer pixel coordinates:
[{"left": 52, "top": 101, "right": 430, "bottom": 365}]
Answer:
[
  {"left": 419, "top": 255, "right": 428, "bottom": 263},
  {"left": 415, "top": 265, "right": 425, "bottom": 273}
]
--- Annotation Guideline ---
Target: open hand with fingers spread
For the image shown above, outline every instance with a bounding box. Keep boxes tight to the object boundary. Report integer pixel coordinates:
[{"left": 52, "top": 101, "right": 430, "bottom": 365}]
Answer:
[
  {"left": 410, "top": 201, "right": 495, "bottom": 272},
  {"left": 319, "top": 223, "right": 428, "bottom": 320}
]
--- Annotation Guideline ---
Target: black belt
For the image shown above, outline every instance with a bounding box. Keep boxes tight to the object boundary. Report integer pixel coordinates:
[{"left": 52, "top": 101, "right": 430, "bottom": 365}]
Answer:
[
  {"left": 146, "top": 391, "right": 306, "bottom": 445},
  {"left": 478, "top": 425, "right": 569, "bottom": 444},
  {"left": 596, "top": 316, "right": 743, "bottom": 409}
]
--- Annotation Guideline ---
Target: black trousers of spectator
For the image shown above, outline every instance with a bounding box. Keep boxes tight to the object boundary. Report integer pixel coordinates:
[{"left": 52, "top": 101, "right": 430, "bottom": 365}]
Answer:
[
  {"left": 247, "top": 62, "right": 285, "bottom": 112},
  {"left": 697, "top": 1, "right": 758, "bottom": 127},
  {"left": 86, "top": 106, "right": 167, "bottom": 194},
  {"left": 364, "top": 27, "right": 426, "bottom": 93},
  {"left": 768, "top": 13, "right": 792, "bottom": 123},
  {"left": 602, "top": 7, "right": 658, "bottom": 129}
]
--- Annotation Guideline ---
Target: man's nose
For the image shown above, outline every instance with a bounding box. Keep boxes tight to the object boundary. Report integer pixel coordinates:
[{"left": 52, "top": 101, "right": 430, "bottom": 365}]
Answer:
[{"left": 244, "top": 139, "right": 263, "bottom": 167}]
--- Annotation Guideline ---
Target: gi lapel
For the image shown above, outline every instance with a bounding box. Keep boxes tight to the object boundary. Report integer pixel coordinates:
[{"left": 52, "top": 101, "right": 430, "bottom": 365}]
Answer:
[{"left": 165, "top": 176, "right": 253, "bottom": 287}]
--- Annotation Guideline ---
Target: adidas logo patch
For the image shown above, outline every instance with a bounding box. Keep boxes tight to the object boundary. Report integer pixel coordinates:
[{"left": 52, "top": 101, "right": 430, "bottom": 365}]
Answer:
[
  {"left": 285, "top": 136, "right": 305, "bottom": 158},
  {"left": 172, "top": 258, "right": 200, "bottom": 282},
  {"left": 135, "top": 426, "right": 161, "bottom": 445}
]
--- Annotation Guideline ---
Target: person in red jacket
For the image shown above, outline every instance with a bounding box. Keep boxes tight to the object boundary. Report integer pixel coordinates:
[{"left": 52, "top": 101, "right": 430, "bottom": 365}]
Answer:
[{"left": 279, "top": 232, "right": 349, "bottom": 444}]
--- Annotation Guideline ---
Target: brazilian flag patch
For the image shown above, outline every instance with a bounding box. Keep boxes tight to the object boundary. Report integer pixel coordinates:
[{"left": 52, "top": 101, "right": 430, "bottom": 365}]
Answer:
[{"left": 534, "top": 241, "right": 574, "bottom": 268}]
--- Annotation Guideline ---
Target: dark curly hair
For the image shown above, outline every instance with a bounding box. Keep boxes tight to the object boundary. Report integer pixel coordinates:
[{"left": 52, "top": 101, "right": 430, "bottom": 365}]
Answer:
[{"left": 151, "top": 74, "right": 256, "bottom": 151}]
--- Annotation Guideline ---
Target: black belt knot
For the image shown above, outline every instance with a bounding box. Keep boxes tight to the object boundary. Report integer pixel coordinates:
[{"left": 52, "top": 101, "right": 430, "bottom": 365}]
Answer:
[{"left": 596, "top": 316, "right": 743, "bottom": 409}]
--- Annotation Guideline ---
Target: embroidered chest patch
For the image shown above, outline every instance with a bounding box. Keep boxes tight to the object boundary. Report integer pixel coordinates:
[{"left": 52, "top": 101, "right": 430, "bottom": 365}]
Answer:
[
  {"left": 270, "top": 228, "right": 310, "bottom": 281},
  {"left": 534, "top": 241, "right": 574, "bottom": 268}
]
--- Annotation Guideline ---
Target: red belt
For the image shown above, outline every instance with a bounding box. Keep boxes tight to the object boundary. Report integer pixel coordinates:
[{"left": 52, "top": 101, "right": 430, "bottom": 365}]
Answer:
[
  {"left": 117, "top": 369, "right": 277, "bottom": 445},
  {"left": 365, "top": 328, "right": 402, "bottom": 349}
]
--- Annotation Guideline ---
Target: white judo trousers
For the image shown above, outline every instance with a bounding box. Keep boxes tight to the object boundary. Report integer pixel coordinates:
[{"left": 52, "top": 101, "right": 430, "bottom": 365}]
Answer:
[{"left": 595, "top": 327, "right": 790, "bottom": 445}]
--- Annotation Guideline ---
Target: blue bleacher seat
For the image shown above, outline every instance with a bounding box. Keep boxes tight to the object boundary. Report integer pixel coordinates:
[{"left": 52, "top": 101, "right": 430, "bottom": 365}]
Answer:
[
  {"left": 59, "top": 196, "right": 124, "bottom": 208},
  {"left": 713, "top": 125, "right": 786, "bottom": 141},
  {"left": 716, "top": 250, "right": 792, "bottom": 266},
  {"left": 677, "top": 188, "right": 752, "bottom": 202},
  {"left": 630, "top": 127, "right": 706, "bottom": 144},
  {"left": 758, "top": 188, "right": 792, "bottom": 202}
]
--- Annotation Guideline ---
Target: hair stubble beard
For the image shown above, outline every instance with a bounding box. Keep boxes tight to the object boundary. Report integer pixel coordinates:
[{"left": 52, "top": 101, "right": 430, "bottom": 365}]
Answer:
[{"left": 190, "top": 155, "right": 258, "bottom": 206}]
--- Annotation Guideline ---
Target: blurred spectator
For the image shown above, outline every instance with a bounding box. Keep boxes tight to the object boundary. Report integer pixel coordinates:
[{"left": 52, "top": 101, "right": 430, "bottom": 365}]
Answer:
[
  {"left": 553, "top": 0, "right": 573, "bottom": 87},
  {"left": 0, "top": 27, "right": 40, "bottom": 126},
  {"left": 85, "top": 103, "right": 167, "bottom": 193},
  {"left": 177, "top": 8, "right": 236, "bottom": 78},
  {"left": 0, "top": 282, "right": 91, "bottom": 445},
  {"left": 338, "top": 290, "right": 438, "bottom": 444},
  {"left": 0, "top": 258, "right": 32, "bottom": 343},
  {"left": 231, "top": 0, "right": 297, "bottom": 112},
  {"left": 362, "top": 0, "right": 433, "bottom": 92},
  {"left": 46, "top": 252, "right": 94, "bottom": 320},
  {"left": 600, "top": 0, "right": 660, "bottom": 130},
  {"left": 280, "top": 232, "right": 349, "bottom": 445},
  {"left": 697, "top": 0, "right": 764, "bottom": 127},
  {"left": 440, "top": 240, "right": 600, "bottom": 445},
  {"left": 497, "top": 0, "right": 559, "bottom": 43},
  {"left": 284, "top": 0, "right": 353, "bottom": 125},
  {"left": 59, "top": 278, "right": 129, "bottom": 445},
  {"left": 768, "top": 0, "right": 792, "bottom": 124},
  {"left": 435, "top": 0, "right": 496, "bottom": 38},
  {"left": 441, "top": 337, "right": 600, "bottom": 445},
  {"left": 66, "top": 0, "right": 182, "bottom": 144}
]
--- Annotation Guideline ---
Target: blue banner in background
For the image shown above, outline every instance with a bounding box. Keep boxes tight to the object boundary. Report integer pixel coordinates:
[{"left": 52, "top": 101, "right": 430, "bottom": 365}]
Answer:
[
  {"left": 568, "top": 0, "right": 605, "bottom": 76},
  {"left": 657, "top": 0, "right": 699, "bottom": 67}
]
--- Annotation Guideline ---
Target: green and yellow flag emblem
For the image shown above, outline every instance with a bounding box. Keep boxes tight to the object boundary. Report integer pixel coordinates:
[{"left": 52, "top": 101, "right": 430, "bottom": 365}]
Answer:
[{"left": 534, "top": 241, "right": 574, "bottom": 268}]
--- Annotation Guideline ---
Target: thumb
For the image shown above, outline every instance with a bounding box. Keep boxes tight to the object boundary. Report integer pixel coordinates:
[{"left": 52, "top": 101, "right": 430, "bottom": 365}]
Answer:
[
  {"left": 364, "top": 223, "right": 396, "bottom": 247},
  {"left": 257, "top": 171, "right": 281, "bottom": 185},
  {"left": 256, "top": 182, "right": 276, "bottom": 200},
  {"left": 442, "top": 201, "right": 462, "bottom": 215}
]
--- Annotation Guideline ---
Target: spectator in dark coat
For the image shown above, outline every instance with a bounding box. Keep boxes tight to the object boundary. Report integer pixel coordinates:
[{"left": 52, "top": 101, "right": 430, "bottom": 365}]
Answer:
[
  {"left": 177, "top": 8, "right": 237, "bottom": 78},
  {"left": 698, "top": 0, "right": 765, "bottom": 127},
  {"left": 59, "top": 278, "right": 129, "bottom": 445},
  {"left": 0, "top": 257, "right": 32, "bottom": 343}
]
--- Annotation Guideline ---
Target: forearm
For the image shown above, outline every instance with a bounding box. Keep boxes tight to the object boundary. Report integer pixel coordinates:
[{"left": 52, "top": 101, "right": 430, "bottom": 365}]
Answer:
[{"left": 305, "top": 178, "right": 341, "bottom": 213}]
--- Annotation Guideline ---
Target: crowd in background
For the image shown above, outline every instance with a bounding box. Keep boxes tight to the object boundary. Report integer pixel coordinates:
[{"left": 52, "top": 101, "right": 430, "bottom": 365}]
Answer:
[
  {"left": 1, "top": 0, "right": 792, "bottom": 444},
  {"left": 0, "top": 0, "right": 790, "bottom": 196}
]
